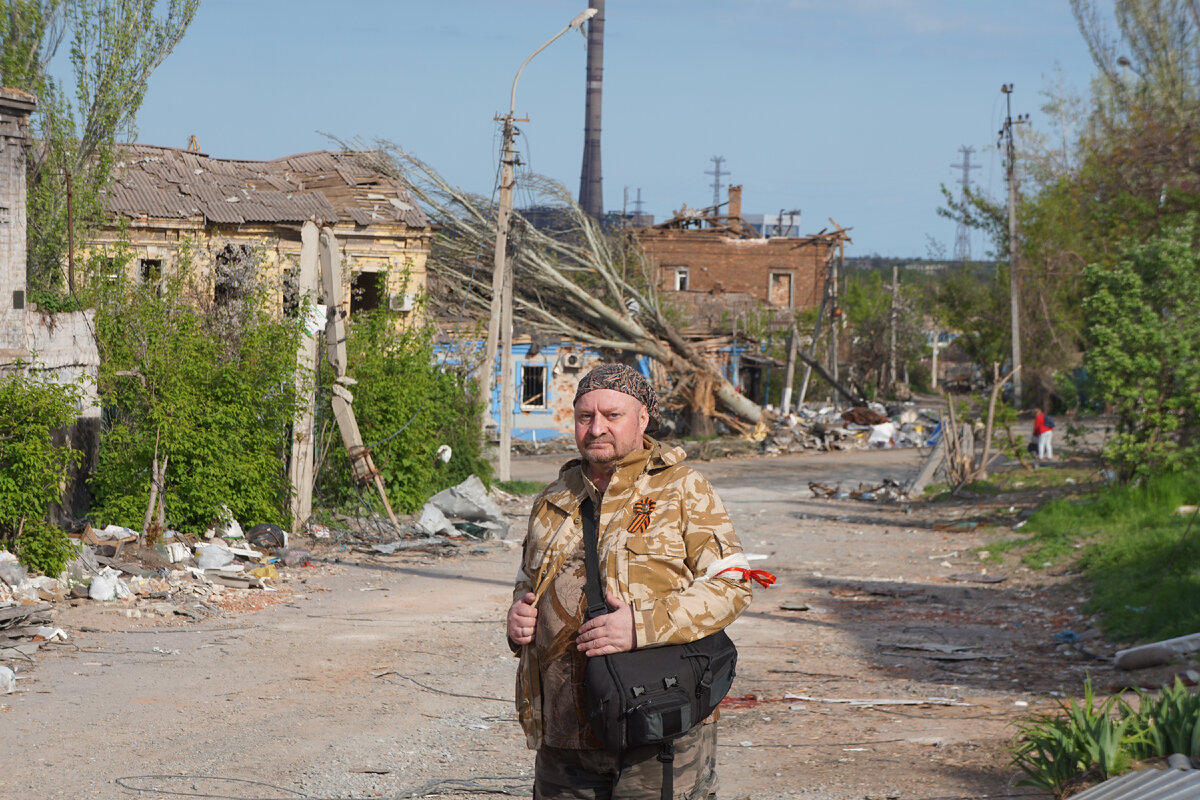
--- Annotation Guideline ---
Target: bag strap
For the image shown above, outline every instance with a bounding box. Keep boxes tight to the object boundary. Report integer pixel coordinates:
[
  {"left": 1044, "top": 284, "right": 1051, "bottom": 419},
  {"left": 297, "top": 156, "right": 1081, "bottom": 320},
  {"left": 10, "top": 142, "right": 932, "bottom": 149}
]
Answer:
[
  {"left": 579, "top": 497, "right": 611, "bottom": 620},
  {"left": 657, "top": 741, "right": 674, "bottom": 800}
]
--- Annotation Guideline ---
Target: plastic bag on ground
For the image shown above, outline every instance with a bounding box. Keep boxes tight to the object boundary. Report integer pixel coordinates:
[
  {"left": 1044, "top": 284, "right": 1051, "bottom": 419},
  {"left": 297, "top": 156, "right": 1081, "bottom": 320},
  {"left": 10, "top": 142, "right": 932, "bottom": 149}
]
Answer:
[
  {"left": 0, "top": 551, "right": 28, "bottom": 587},
  {"left": 0, "top": 665, "right": 15, "bottom": 694},
  {"left": 195, "top": 543, "right": 236, "bottom": 570},
  {"left": 88, "top": 567, "right": 130, "bottom": 601}
]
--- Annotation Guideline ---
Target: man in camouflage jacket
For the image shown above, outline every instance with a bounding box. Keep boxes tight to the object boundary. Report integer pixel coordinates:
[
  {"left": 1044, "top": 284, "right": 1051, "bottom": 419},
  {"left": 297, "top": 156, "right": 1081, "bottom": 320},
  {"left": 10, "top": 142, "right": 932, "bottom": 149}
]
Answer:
[{"left": 506, "top": 364, "right": 755, "bottom": 799}]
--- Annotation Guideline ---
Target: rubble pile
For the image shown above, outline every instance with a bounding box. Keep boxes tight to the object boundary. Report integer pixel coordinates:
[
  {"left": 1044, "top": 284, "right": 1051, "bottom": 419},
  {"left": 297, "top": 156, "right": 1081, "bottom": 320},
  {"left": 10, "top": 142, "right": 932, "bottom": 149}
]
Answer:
[
  {"left": 761, "top": 402, "right": 942, "bottom": 455},
  {"left": 0, "top": 475, "right": 521, "bottom": 678}
]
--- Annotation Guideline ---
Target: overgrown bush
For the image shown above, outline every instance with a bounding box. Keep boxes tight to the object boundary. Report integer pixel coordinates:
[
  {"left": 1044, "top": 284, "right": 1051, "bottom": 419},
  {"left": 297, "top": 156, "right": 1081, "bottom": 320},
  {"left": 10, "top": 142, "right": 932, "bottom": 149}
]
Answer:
[
  {"left": 1083, "top": 218, "right": 1200, "bottom": 481},
  {"left": 316, "top": 305, "right": 489, "bottom": 515},
  {"left": 90, "top": 243, "right": 303, "bottom": 534},
  {"left": 0, "top": 371, "right": 83, "bottom": 574}
]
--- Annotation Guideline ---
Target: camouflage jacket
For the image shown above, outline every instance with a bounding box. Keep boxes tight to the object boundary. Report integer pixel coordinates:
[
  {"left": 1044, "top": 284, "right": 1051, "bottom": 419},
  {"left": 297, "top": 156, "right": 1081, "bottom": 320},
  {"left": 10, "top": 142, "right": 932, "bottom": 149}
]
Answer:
[{"left": 512, "top": 436, "right": 753, "bottom": 750}]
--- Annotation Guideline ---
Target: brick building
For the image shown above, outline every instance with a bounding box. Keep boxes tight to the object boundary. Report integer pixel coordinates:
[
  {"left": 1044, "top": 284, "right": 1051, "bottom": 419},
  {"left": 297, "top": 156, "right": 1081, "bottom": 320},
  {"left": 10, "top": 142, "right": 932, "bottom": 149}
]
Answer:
[{"left": 634, "top": 185, "right": 849, "bottom": 320}]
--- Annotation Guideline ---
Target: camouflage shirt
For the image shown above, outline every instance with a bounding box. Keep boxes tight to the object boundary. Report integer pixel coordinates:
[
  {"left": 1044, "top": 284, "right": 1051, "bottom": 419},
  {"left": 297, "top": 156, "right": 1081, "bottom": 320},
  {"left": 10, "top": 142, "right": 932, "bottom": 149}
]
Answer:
[{"left": 511, "top": 436, "right": 754, "bottom": 750}]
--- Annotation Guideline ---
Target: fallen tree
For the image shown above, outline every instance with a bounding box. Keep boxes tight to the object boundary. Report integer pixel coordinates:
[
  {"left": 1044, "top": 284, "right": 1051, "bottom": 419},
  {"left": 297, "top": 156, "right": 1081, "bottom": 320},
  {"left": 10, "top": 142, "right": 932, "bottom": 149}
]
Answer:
[{"left": 352, "top": 141, "right": 767, "bottom": 432}]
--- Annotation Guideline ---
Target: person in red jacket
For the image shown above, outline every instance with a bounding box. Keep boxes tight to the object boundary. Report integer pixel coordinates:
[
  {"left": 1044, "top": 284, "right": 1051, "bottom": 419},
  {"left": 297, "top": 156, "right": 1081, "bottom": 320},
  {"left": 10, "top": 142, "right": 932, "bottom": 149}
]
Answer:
[{"left": 1033, "top": 409, "right": 1054, "bottom": 462}]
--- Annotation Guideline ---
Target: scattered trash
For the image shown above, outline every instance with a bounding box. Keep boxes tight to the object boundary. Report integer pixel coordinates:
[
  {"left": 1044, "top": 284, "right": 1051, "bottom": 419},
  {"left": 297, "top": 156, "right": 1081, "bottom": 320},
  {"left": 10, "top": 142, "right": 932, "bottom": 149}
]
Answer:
[
  {"left": 1053, "top": 630, "right": 1080, "bottom": 644},
  {"left": 278, "top": 547, "right": 313, "bottom": 567},
  {"left": 782, "top": 693, "right": 971, "bottom": 707},
  {"left": 310, "top": 524, "right": 331, "bottom": 539},
  {"left": 946, "top": 573, "right": 1007, "bottom": 584},
  {"left": 88, "top": 567, "right": 130, "bottom": 601},
  {"left": 195, "top": 543, "right": 236, "bottom": 570},
  {"left": 247, "top": 523, "right": 287, "bottom": 550},
  {"left": 780, "top": 601, "right": 810, "bottom": 611},
  {"left": 249, "top": 564, "right": 279, "bottom": 581}
]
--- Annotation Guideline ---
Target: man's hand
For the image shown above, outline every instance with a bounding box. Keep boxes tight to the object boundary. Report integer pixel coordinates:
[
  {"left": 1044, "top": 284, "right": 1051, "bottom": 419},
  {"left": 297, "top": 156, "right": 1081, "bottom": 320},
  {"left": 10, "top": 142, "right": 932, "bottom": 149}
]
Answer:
[
  {"left": 576, "top": 592, "right": 634, "bottom": 656},
  {"left": 507, "top": 592, "right": 538, "bottom": 645}
]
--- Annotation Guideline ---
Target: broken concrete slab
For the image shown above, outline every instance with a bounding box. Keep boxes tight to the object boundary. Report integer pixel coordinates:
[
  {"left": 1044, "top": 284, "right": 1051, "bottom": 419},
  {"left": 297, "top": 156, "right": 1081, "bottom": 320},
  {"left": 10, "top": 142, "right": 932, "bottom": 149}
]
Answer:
[
  {"left": 1115, "top": 631, "right": 1200, "bottom": 670},
  {"left": 428, "top": 475, "right": 509, "bottom": 538}
]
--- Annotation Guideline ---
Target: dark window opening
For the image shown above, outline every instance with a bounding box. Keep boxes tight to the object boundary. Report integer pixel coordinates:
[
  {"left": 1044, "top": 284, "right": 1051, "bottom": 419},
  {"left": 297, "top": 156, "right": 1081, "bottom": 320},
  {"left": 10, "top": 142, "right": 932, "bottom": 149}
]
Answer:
[
  {"left": 673, "top": 267, "right": 689, "bottom": 291},
  {"left": 140, "top": 258, "right": 162, "bottom": 285},
  {"left": 351, "top": 271, "right": 384, "bottom": 314},
  {"left": 282, "top": 266, "right": 300, "bottom": 318},
  {"left": 521, "top": 364, "right": 547, "bottom": 408}
]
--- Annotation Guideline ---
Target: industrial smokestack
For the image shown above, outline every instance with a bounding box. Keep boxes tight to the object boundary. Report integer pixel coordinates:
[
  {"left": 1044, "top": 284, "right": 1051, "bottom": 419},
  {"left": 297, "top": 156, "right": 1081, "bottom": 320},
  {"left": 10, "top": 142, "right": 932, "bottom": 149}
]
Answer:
[{"left": 578, "top": 0, "right": 604, "bottom": 217}]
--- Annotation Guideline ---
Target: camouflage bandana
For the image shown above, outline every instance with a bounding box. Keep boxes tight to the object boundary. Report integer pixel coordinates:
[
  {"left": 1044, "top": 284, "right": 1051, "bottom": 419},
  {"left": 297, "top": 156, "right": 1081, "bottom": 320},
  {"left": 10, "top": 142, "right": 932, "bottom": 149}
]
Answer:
[{"left": 574, "top": 363, "right": 661, "bottom": 433}]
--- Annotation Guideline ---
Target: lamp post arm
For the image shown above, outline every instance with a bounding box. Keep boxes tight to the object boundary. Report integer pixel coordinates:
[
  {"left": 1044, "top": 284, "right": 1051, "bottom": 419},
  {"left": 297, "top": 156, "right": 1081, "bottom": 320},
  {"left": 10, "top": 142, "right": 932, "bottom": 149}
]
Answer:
[{"left": 508, "top": 8, "right": 597, "bottom": 115}]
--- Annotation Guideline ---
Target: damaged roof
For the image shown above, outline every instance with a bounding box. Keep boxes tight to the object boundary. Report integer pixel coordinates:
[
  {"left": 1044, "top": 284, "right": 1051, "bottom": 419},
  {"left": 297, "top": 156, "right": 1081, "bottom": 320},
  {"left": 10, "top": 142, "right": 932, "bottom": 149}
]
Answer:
[{"left": 106, "top": 145, "right": 429, "bottom": 229}]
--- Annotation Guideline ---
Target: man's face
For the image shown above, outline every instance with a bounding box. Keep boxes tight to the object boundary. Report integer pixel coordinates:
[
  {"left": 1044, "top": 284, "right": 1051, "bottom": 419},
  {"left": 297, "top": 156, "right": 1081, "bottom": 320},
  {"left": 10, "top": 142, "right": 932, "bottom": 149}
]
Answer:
[{"left": 574, "top": 388, "right": 649, "bottom": 467}]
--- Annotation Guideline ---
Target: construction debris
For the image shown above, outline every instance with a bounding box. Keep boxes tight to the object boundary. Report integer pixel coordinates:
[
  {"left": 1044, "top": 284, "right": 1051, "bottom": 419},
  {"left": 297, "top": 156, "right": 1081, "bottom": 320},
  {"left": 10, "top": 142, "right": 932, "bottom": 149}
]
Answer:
[{"left": 761, "top": 402, "right": 940, "bottom": 456}]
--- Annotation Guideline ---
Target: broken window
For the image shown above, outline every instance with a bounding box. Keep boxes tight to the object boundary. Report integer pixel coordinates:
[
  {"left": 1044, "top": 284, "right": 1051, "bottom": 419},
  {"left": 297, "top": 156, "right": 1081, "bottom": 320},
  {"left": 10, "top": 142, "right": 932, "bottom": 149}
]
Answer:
[
  {"left": 214, "top": 243, "right": 255, "bottom": 306},
  {"left": 521, "top": 364, "right": 547, "bottom": 408},
  {"left": 282, "top": 264, "right": 300, "bottom": 318},
  {"left": 351, "top": 271, "right": 384, "bottom": 314},
  {"left": 674, "top": 267, "right": 689, "bottom": 291},
  {"left": 769, "top": 272, "right": 793, "bottom": 307},
  {"left": 140, "top": 258, "right": 162, "bottom": 293}
]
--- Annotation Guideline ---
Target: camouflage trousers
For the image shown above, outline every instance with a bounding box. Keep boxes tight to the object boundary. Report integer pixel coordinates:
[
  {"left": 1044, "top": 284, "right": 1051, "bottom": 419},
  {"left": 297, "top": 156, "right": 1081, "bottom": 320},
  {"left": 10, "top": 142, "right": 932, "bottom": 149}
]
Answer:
[{"left": 534, "top": 721, "right": 718, "bottom": 800}]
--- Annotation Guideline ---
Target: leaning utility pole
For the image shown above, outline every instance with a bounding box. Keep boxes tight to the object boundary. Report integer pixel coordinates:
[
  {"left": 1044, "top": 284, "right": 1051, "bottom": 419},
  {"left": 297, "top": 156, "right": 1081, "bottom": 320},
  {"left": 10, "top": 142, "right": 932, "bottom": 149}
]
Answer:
[{"left": 999, "top": 84, "right": 1028, "bottom": 408}]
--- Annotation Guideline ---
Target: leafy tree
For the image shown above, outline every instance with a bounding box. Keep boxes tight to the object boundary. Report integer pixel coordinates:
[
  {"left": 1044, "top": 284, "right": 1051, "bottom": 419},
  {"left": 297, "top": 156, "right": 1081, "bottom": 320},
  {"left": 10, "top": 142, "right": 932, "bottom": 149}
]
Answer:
[
  {"left": 0, "top": 370, "right": 82, "bottom": 573},
  {"left": 841, "top": 269, "right": 925, "bottom": 397},
  {"left": 0, "top": 0, "right": 197, "bottom": 295},
  {"left": 316, "top": 302, "right": 491, "bottom": 515},
  {"left": 90, "top": 242, "right": 304, "bottom": 534},
  {"left": 1082, "top": 217, "right": 1200, "bottom": 480}
]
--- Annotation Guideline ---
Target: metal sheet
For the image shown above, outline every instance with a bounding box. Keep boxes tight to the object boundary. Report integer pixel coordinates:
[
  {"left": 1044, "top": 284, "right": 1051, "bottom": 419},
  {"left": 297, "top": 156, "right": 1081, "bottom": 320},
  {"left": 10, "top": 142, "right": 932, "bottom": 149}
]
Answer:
[{"left": 1070, "top": 769, "right": 1200, "bottom": 800}]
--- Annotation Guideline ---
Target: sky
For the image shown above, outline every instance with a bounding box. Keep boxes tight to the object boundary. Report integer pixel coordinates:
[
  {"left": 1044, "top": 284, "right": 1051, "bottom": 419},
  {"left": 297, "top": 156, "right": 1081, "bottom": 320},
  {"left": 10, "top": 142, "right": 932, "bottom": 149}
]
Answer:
[{"left": 129, "top": 0, "right": 1101, "bottom": 259}]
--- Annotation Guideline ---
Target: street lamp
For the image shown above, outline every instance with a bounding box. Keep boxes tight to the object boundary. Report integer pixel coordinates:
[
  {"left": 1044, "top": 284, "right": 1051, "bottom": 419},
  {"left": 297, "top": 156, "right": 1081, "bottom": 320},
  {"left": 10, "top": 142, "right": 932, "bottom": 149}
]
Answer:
[{"left": 480, "top": 7, "right": 597, "bottom": 482}]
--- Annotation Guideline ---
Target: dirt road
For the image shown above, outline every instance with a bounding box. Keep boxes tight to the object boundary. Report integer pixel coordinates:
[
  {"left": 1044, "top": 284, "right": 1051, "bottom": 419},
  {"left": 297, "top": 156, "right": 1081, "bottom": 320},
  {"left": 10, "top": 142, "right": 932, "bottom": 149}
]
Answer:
[{"left": 1, "top": 447, "right": 1118, "bottom": 800}]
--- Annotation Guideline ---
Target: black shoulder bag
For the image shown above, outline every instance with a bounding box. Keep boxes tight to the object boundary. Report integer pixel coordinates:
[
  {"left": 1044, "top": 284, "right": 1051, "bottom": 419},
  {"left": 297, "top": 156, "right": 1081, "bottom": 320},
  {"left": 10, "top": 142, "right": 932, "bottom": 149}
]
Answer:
[{"left": 580, "top": 498, "right": 737, "bottom": 800}]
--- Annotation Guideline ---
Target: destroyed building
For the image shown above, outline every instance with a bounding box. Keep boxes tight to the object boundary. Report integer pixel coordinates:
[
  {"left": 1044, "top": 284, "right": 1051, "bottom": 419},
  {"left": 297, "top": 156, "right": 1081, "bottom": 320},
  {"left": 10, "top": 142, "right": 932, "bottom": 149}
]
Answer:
[
  {"left": 90, "top": 145, "right": 435, "bottom": 316},
  {"left": 633, "top": 185, "right": 851, "bottom": 405},
  {"left": 635, "top": 185, "right": 847, "bottom": 316}
]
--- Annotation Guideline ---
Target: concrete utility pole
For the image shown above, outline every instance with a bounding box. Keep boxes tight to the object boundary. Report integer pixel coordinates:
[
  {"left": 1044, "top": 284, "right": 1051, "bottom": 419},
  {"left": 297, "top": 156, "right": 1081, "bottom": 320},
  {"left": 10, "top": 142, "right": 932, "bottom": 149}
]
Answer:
[
  {"left": 999, "top": 84, "right": 1028, "bottom": 408},
  {"left": 889, "top": 265, "right": 899, "bottom": 391},
  {"left": 829, "top": 242, "right": 841, "bottom": 408},
  {"left": 578, "top": 0, "right": 604, "bottom": 217},
  {"left": 482, "top": 8, "right": 598, "bottom": 482},
  {"left": 780, "top": 323, "right": 798, "bottom": 412}
]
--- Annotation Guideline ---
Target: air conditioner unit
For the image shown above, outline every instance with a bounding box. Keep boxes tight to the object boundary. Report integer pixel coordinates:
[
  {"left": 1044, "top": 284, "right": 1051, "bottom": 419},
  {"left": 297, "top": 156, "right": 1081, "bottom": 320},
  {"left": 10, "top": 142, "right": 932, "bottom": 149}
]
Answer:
[
  {"left": 562, "top": 352, "right": 583, "bottom": 371},
  {"left": 388, "top": 293, "right": 415, "bottom": 312}
]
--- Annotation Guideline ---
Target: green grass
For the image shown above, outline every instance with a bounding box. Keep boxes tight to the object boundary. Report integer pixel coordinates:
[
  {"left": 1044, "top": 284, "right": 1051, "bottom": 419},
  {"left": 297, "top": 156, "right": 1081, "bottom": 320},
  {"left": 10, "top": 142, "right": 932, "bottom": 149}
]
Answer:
[
  {"left": 1018, "top": 470, "right": 1200, "bottom": 641},
  {"left": 494, "top": 480, "right": 547, "bottom": 496}
]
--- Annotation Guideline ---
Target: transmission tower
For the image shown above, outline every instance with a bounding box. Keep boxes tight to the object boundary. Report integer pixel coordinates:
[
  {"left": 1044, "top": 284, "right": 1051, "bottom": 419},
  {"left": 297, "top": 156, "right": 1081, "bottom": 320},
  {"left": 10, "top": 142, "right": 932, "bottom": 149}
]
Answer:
[
  {"left": 705, "top": 156, "right": 727, "bottom": 208},
  {"left": 951, "top": 146, "right": 980, "bottom": 262}
]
